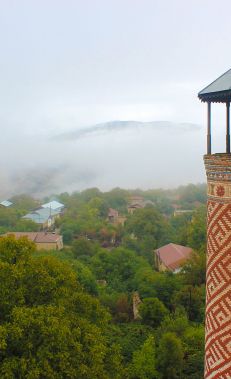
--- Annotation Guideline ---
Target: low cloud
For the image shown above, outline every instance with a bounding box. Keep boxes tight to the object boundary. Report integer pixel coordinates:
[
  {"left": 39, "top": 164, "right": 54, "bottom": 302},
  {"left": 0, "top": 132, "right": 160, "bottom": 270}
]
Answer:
[{"left": 0, "top": 120, "right": 205, "bottom": 199}]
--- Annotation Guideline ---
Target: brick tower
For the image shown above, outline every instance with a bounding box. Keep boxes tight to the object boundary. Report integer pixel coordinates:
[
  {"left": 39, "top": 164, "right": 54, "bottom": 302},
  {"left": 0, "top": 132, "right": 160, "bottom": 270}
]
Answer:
[{"left": 199, "top": 70, "right": 231, "bottom": 379}]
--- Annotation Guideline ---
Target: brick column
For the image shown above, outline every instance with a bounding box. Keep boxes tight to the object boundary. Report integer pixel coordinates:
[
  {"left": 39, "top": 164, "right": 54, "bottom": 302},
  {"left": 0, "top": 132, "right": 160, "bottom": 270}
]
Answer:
[{"left": 204, "top": 154, "right": 231, "bottom": 379}]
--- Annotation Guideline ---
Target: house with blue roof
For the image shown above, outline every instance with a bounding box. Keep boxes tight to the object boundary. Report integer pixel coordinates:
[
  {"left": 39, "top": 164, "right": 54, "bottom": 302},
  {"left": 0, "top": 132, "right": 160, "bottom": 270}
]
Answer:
[
  {"left": 41, "top": 201, "right": 64, "bottom": 212},
  {"left": 0, "top": 200, "right": 13, "bottom": 207},
  {"left": 22, "top": 207, "right": 61, "bottom": 229}
]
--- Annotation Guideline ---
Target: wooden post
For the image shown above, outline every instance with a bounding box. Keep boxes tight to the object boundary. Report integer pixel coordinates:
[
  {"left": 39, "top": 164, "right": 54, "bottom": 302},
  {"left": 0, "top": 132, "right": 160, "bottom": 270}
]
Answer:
[
  {"left": 226, "top": 102, "right": 230, "bottom": 153},
  {"left": 207, "top": 102, "right": 211, "bottom": 154}
]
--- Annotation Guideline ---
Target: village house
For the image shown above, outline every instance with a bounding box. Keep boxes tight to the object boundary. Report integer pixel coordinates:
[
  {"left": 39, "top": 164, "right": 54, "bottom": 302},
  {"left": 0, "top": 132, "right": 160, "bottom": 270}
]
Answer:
[
  {"left": 41, "top": 200, "right": 65, "bottom": 213},
  {"left": 108, "top": 208, "right": 119, "bottom": 222},
  {"left": 4, "top": 232, "right": 63, "bottom": 251},
  {"left": 22, "top": 207, "right": 61, "bottom": 229},
  {"left": 127, "top": 196, "right": 154, "bottom": 214},
  {"left": 127, "top": 203, "right": 143, "bottom": 214},
  {"left": 107, "top": 208, "right": 127, "bottom": 226},
  {"left": 154, "top": 243, "right": 193, "bottom": 273},
  {"left": 128, "top": 195, "right": 144, "bottom": 206},
  {"left": 0, "top": 200, "right": 13, "bottom": 207}
]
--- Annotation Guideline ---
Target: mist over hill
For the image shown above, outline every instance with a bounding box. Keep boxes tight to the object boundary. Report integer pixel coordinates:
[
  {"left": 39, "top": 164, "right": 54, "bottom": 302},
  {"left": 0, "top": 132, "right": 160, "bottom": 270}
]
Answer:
[
  {"left": 0, "top": 120, "right": 205, "bottom": 198},
  {"left": 54, "top": 120, "right": 201, "bottom": 141}
]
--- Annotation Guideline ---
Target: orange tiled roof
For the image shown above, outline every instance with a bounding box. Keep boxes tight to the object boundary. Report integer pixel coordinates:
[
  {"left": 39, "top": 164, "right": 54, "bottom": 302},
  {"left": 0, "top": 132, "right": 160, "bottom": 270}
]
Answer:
[{"left": 155, "top": 243, "right": 193, "bottom": 271}]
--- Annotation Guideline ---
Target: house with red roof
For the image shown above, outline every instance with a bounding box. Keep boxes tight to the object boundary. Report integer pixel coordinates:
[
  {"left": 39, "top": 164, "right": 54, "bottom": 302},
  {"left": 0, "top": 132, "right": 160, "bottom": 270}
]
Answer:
[{"left": 154, "top": 243, "right": 193, "bottom": 273}]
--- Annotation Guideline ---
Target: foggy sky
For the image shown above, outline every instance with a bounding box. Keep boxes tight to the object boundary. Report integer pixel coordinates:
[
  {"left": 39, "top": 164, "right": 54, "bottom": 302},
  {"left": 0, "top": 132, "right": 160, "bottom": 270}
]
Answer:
[{"left": 0, "top": 0, "right": 231, "bottom": 197}]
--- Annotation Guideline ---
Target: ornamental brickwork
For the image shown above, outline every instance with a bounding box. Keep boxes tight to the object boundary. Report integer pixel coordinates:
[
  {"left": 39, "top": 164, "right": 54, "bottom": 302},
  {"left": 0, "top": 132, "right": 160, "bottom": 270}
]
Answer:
[{"left": 204, "top": 154, "right": 231, "bottom": 379}]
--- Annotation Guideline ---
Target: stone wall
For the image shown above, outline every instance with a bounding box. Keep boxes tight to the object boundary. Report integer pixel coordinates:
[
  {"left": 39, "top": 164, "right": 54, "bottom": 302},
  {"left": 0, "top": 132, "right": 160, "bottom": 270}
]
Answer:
[{"left": 132, "top": 292, "right": 142, "bottom": 320}]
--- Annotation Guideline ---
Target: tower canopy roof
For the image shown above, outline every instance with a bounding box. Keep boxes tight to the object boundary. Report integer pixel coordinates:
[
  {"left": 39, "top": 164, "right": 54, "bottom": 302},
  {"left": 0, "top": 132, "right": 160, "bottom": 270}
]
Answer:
[{"left": 198, "top": 68, "right": 231, "bottom": 103}]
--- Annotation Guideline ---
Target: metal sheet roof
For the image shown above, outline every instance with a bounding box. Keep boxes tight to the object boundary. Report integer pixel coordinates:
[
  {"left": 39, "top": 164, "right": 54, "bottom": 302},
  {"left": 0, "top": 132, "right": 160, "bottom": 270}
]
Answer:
[
  {"left": 198, "top": 69, "right": 231, "bottom": 102},
  {"left": 22, "top": 213, "right": 46, "bottom": 224},
  {"left": 0, "top": 200, "right": 13, "bottom": 207},
  {"left": 155, "top": 243, "right": 193, "bottom": 271},
  {"left": 23, "top": 212, "right": 50, "bottom": 224},
  {"left": 35, "top": 208, "right": 60, "bottom": 216},
  {"left": 42, "top": 200, "right": 64, "bottom": 210},
  {"left": 22, "top": 208, "right": 60, "bottom": 224}
]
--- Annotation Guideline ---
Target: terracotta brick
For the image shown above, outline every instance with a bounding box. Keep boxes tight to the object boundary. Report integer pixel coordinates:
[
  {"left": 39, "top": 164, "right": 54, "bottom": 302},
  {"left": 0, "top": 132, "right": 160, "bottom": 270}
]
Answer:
[{"left": 204, "top": 154, "right": 231, "bottom": 379}]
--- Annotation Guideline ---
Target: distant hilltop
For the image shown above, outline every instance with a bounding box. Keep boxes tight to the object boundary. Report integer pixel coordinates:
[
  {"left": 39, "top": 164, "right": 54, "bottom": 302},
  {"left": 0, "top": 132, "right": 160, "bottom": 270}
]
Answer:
[
  {"left": 53, "top": 120, "right": 201, "bottom": 141},
  {"left": 0, "top": 119, "right": 204, "bottom": 198}
]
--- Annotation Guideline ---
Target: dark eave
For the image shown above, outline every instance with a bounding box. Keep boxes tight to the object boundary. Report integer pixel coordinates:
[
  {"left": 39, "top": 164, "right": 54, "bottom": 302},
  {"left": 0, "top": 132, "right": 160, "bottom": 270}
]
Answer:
[
  {"left": 198, "top": 89, "right": 231, "bottom": 103},
  {"left": 198, "top": 68, "right": 231, "bottom": 103}
]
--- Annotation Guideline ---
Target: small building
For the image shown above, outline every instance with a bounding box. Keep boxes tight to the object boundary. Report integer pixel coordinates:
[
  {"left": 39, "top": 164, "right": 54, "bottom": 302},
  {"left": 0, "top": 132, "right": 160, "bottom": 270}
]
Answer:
[
  {"left": 154, "top": 243, "right": 193, "bottom": 273},
  {"left": 127, "top": 196, "right": 154, "bottom": 214},
  {"left": 127, "top": 203, "right": 143, "bottom": 214},
  {"left": 108, "top": 208, "right": 119, "bottom": 223},
  {"left": 0, "top": 200, "right": 13, "bottom": 207},
  {"left": 107, "top": 208, "right": 127, "bottom": 226},
  {"left": 128, "top": 195, "right": 144, "bottom": 206},
  {"left": 4, "top": 232, "right": 63, "bottom": 250},
  {"left": 22, "top": 208, "right": 61, "bottom": 229},
  {"left": 41, "top": 200, "right": 64, "bottom": 212}
]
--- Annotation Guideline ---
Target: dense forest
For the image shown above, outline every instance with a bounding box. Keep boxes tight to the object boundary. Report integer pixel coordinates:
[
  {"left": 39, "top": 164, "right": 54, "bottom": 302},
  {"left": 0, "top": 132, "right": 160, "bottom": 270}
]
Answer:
[{"left": 0, "top": 184, "right": 207, "bottom": 378}]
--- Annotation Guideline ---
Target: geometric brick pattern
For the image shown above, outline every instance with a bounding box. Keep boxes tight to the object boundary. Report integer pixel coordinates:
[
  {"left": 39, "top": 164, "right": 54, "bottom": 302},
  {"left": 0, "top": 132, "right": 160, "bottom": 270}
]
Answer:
[{"left": 205, "top": 200, "right": 231, "bottom": 379}]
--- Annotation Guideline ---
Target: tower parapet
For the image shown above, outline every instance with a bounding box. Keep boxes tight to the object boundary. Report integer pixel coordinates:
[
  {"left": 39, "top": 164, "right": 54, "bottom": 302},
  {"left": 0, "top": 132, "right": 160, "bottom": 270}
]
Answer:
[{"left": 205, "top": 153, "right": 231, "bottom": 201}]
